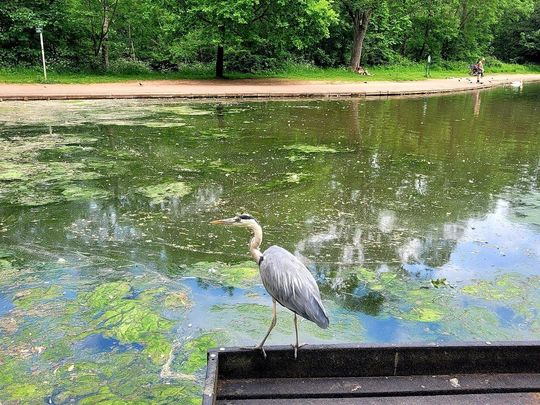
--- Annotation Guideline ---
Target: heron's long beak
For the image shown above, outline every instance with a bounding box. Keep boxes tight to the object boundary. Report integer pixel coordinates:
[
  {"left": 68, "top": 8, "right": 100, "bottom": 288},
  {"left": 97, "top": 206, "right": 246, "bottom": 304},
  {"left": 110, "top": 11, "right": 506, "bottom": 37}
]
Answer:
[{"left": 210, "top": 217, "right": 236, "bottom": 225}]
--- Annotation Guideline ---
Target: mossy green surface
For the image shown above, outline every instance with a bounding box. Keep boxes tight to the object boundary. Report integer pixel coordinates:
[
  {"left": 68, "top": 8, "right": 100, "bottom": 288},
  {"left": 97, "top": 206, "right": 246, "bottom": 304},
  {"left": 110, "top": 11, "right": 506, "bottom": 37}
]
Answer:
[
  {"left": 138, "top": 182, "right": 192, "bottom": 204},
  {"left": 62, "top": 185, "right": 109, "bottom": 200},
  {"left": 462, "top": 273, "right": 527, "bottom": 300},
  {"left": 0, "top": 133, "right": 109, "bottom": 206},
  {"left": 354, "top": 267, "right": 451, "bottom": 323},
  {"left": 284, "top": 144, "right": 339, "bottom": 154},
  {"left": 79, "top": 281, "right": 174, "bottom": 364},
  {"left": 177, "top": 333, "right": 224, "bottom": 374},
  {"left": 186, "top": 261, "right": 260, "bottom": 289},
  {"left": 13, "top": 285, "right": 63, "bottom": 309}
]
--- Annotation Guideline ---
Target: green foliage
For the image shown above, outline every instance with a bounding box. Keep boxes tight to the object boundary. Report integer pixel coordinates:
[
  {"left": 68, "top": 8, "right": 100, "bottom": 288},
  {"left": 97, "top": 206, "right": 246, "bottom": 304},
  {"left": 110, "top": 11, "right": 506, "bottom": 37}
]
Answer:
[
  {"left": 493, "top": 0, "right": 540, "bottom": 63},
  {"left": 108, "top": 58, "right": 152, "bottom": 74},
  {"left": 0, "top": 0, "right": 538, "bottom": 75}
]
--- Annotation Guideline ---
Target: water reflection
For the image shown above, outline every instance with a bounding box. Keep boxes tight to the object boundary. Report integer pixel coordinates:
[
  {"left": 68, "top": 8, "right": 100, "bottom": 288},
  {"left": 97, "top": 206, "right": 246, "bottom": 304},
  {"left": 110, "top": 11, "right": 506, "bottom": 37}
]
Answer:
[{"left": 0, "top": 85, "right": 539, "bottom": 402}]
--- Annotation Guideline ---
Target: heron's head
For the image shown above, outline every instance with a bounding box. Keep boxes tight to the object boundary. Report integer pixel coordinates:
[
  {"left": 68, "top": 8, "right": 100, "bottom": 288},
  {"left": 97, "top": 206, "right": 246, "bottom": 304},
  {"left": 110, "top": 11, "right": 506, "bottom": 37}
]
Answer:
[{"left": 210, "top": 213, "right": 259, "bottom": 229}]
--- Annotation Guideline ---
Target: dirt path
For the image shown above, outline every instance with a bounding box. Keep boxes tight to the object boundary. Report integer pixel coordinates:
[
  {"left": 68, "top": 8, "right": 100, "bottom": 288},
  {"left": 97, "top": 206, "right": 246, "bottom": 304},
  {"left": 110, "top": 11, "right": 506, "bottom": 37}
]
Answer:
[{"left": 1, "top": 74, "right": 539, "bottom": 101}]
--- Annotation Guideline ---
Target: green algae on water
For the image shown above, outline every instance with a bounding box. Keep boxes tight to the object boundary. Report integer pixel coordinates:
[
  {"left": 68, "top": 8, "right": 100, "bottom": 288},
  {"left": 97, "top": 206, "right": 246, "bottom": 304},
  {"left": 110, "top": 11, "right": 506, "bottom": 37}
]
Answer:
[
  {"left": 13, "top": 286, "right": 63, "bottom": 309},
  {"left": 175, "top": 333, "right": 225, "bottom": 374},
  {"left": 353, "top": 267, "right": 452, "bottom": 323},
  {"left": 62, "top": 185, "right": 109, "bottom": 201},
  {"left": 186, "top": 261, "right": 260, "bottom": 289},
  {"left": 137, "top": 181, "right": 192, "bottom": 204},
  {"left": 284, "top": 144, "right": 339, "bottom": 154},
  {"left": 462, "top": 273, "right": 531, "bottom": 301},
  {"left": 78, "top": 281, "right": 176, "bottom": 364}
]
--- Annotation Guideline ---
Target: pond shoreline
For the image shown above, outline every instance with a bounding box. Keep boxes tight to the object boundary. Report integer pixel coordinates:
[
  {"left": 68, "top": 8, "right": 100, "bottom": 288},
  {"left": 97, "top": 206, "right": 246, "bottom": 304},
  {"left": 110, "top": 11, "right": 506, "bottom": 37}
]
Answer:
[{"left": 1, "top": 73, "right": 539, "bottom": 101}]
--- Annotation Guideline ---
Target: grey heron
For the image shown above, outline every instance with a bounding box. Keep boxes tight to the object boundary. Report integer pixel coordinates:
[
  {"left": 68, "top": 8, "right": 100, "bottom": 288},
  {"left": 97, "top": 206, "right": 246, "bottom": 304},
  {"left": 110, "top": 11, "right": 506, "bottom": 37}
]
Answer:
[{"left": 211, "top": 213, "right": 329, "bottom": 358}]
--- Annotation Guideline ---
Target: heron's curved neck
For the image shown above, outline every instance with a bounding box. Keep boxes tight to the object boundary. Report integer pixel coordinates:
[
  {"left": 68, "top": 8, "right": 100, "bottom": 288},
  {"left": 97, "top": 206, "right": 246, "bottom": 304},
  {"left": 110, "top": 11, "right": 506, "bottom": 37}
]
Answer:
[{"left": 248, "top": 222, "right": 263, "bottom": 263}]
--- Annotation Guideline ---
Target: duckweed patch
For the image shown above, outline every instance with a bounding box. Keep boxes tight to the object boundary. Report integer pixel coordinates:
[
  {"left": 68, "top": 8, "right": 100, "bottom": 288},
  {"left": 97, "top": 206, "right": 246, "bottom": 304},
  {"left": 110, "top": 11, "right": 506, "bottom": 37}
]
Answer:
[
  {"left": 156, "top": 105, "right": 213, "bottom": 116},
  {"left": 137, "top": 181, "right": 192, "bottom": 204},
  {"left": 186, "top": 261, "right": 260, "bottom": 289},
  {"left": 175, "top": 332, "right": 226, "bottom": 374},
  {"left": 461, "top": 273, "right": 540, "bottom": 326},
  {"left": 62, "top": 185, "right": 109, "bottom": 201},
  {"left": 0, "top": 162, "right": 26, "bottom": 181},
  {"left": 141, "top": 121, "right": 187, "bottom": 128},
  {"left": 13, "top": 285, "right": 63, "bottom": 309},
  {"left": 0, "top": 134, "right": 110, "bottom": 206},
  {"left": 462, "top": 273, "right": 532, "bottom": 301},
  {"left": 354, "top": 267, "right": 452, "bottom": 322},
  {"left": 78, "top": 281, "right": 175, "bottom": 364},
  {"left": 284, "top": 144, "right": 339, "bottom": 154}
]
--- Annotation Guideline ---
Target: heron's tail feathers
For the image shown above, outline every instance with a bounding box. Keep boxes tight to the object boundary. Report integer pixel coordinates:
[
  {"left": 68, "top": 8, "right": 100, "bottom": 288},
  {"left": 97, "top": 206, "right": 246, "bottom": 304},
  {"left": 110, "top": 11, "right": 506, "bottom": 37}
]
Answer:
[
  {"left": 308, "top": 296, "right": 329, "bottom": 329},
  {"left": 316, "top": 313, "right": 330, "bottom": 329}
]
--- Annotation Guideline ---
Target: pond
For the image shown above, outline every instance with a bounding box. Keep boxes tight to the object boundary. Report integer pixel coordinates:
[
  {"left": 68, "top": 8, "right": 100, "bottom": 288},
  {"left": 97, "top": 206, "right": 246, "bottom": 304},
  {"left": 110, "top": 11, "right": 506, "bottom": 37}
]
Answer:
[{"left": 1, "top": 84, "right": 539, "bottom": 403}]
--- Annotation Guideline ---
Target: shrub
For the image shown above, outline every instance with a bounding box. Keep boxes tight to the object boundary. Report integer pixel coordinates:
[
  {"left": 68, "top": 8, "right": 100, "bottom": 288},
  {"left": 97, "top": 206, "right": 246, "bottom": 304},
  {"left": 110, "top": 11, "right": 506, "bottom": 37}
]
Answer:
[
  {"left": 108, "top": 58, "right": 151, "bottom": 74},
  {"left": 224, "top": 50, "right": 282, "bottom": 73}
]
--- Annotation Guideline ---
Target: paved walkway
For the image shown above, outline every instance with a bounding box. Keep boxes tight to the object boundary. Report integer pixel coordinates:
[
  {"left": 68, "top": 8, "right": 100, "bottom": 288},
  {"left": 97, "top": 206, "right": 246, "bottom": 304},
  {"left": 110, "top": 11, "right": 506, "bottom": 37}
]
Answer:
[{"left": 1, "top": 74, "right": 539, "bottom": 101}]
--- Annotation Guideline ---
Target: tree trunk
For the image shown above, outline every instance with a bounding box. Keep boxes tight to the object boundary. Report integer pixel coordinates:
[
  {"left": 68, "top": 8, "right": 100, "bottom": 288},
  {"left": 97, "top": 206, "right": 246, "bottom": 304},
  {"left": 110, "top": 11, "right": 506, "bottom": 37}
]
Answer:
[
  {"left": 349, "top": 9, "right": 372, "bottom": 71},
  {"left": 128, "top": 23, "right": 136, "bottom": 60},
  {"left": 101, "top": 0, "right": 110, "bottom": 69},
  {"left": 215, "top": 26, "right": 225, "bottom": 78},
  {"left": 216, "top": 45, "right": 224, "bottom": 78}
]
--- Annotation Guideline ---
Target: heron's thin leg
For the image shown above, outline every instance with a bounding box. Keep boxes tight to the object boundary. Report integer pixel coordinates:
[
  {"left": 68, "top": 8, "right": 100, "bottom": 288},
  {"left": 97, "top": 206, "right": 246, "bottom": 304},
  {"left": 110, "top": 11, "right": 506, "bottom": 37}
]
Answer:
[
  {"left": 293, "top": 313, "right": 299, "bottom": 359},
  {"left": 291, "top": 313, "right": 307, "bottom": 359},
  {"left": 255, "top": 299, "right": 277, "bottom": 358}
]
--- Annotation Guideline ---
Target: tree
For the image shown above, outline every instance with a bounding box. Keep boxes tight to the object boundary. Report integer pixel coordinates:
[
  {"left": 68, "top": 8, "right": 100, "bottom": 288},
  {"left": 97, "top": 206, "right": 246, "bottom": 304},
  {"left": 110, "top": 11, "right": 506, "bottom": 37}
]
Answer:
[
  {"left": 67, "top": 0, "right": 125, "bottom": 69},
  {"left": 0, "top": 0, "right": 78, "bottom": 66},
  {"left": 493, "top": 0, "right": 538, "bottom": 63},
  {"left": 336, "top": 0, "right": 378, "bottom": 70},
  {"left": 177, "top": 0, "right": 336, "bottom": 78}
]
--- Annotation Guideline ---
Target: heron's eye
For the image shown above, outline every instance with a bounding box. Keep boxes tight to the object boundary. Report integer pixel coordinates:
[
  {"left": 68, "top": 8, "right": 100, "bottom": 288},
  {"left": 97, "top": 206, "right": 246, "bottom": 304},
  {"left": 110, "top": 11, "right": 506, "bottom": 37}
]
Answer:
[{"left": 234, "top": 217, "right": 241, "bottom": 222}]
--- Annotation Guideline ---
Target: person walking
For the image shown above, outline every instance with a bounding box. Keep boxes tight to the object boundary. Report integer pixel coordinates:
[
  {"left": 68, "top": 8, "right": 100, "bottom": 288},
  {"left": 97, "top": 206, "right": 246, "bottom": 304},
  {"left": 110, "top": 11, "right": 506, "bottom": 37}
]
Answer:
[{"left": 476, "top": 57, "right": 485, "bottom": 83}]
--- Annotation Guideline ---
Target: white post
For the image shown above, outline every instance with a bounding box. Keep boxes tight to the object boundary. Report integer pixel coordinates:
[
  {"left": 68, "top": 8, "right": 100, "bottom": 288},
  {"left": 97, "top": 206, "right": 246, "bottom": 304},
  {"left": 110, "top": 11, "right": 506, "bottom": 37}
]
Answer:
[{"left": 36, "top": 27, "right": 47, "bottom": 80}]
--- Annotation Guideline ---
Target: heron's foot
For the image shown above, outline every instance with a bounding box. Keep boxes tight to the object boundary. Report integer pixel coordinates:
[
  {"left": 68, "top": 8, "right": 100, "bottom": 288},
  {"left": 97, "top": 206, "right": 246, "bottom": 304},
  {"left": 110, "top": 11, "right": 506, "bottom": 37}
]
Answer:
[
  {"left": 240, "top": 345, "right": 267, "bottom": 359},
  {"left": 290, "top": 343, "right": 307, "bottom": 359},
  {"left": 253, "top": 344, "right": 267, "bottom": 359}
]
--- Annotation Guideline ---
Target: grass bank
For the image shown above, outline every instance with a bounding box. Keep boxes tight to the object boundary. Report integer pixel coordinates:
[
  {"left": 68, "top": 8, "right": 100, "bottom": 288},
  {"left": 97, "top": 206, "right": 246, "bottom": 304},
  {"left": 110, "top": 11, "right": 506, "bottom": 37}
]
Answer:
[{"left": 1, "top": 62, "right": 539, "bottom": 84}]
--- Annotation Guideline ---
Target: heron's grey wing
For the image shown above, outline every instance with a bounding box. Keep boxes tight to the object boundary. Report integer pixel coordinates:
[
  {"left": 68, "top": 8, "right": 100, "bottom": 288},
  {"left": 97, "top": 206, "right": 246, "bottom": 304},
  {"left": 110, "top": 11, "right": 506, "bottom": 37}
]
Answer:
[{"left": 260, "top": 245, "right": 329, "bottom": 328}]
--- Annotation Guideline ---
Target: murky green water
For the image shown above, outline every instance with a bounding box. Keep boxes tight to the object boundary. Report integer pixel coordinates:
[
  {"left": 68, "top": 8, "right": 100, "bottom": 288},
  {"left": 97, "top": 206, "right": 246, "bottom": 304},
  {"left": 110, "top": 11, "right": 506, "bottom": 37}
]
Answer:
[{"left": 1, "top": 84, "right": 539, "bottom": 403}]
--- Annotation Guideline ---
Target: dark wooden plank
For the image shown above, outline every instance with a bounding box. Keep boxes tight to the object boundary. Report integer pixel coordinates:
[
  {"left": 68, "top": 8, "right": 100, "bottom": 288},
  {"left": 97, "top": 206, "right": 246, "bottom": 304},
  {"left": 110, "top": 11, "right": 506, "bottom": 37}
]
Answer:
[
  {"left": 217, "top": 392, "right": 540, "bottom": 405},
  {"left": 218, "top": 373, "right": 540, "bottom": 399},
  {"left": 203, "top": 350, "right": 219, "bottom": 405},
  {"left": 216, "top": 342, "right": 540, "bottom": 380}
]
